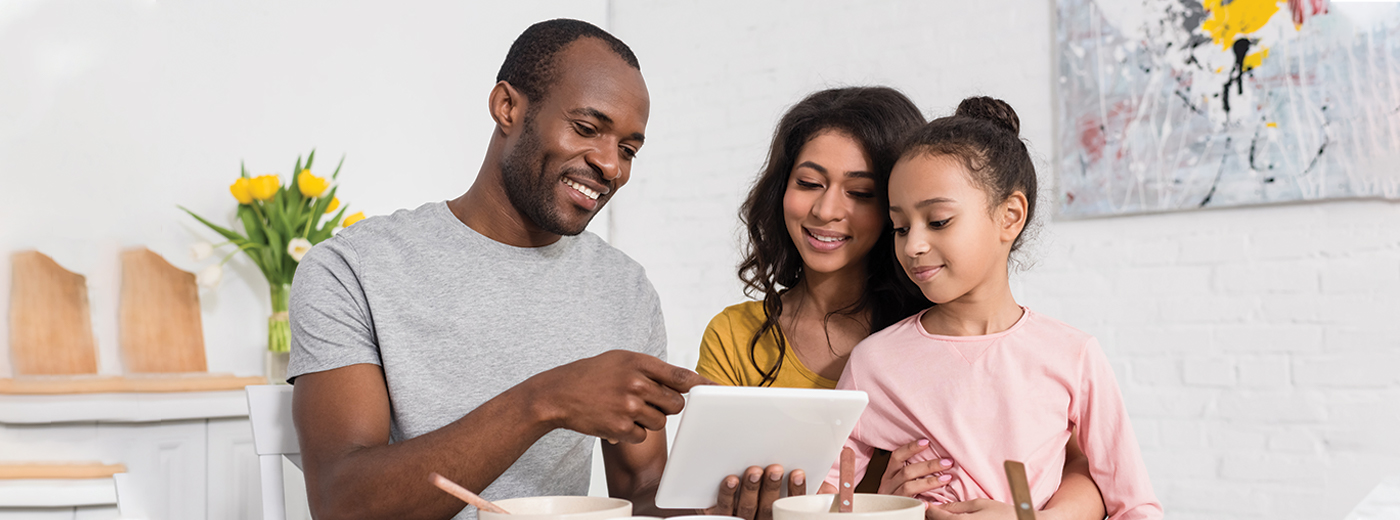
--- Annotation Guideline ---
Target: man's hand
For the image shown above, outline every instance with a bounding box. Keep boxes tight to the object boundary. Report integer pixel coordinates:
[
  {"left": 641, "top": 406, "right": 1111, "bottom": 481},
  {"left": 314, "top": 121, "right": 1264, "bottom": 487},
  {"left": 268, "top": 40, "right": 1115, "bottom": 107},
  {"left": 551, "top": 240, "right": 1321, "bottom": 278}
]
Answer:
[
  {"left": 523, "top": 350, "right": 711, "bottom": 443},
  {"left": 880, "top": 440, "right": 956, "bottom": 497},
  {"left": 924, "top": 499, "right": 1014, "bottom": 520},
  {"left": 705, "top": 465, "right": 806, "bottom": 520}
]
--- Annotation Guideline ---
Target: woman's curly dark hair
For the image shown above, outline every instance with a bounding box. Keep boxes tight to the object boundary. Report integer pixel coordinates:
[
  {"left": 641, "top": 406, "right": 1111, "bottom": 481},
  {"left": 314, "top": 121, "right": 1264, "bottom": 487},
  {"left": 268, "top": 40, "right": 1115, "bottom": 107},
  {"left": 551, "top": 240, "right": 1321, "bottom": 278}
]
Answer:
[{"left": 737, "top": 86, "right": 931, "bottom": 386}]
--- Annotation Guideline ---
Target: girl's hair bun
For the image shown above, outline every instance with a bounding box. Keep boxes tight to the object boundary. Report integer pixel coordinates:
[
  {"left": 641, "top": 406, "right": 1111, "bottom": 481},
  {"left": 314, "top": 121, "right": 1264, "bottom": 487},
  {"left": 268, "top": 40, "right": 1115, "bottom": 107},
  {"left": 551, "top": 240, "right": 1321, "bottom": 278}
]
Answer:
[{"left": 954, "top": 96, "right": 1020, "bottom": 136}]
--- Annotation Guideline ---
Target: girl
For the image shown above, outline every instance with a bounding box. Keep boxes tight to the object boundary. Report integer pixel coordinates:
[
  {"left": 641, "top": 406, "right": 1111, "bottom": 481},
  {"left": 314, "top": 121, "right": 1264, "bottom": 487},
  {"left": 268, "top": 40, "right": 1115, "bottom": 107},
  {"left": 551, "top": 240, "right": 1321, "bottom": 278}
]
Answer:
[
  {"left": 819, "top": 97, "right": 1162, "bottom": 520},
  {"left": 697, "top": 87, "right": 1105, "bottom": 520}
]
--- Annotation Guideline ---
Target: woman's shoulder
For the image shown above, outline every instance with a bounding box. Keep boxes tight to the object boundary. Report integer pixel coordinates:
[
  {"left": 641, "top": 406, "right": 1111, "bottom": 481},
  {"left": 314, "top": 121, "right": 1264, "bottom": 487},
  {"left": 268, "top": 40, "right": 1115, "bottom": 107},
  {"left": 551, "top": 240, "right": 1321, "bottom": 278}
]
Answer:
[{"left": 705, "top": 300, "right": 768, "bottom": 331}]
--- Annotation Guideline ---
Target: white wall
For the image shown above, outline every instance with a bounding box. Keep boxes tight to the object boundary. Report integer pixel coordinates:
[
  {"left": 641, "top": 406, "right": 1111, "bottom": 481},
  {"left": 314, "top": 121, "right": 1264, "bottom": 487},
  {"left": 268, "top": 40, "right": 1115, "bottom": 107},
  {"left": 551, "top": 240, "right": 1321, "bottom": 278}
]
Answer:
[
  {"left": 0, "top": 0, "right": 608, "bottom": 377},
  {"left": 608, "top": 1, "right": 1400, "bottom": 519},
  {"left": 2, "top": 1, "right": 1398, "bottom": 519}
]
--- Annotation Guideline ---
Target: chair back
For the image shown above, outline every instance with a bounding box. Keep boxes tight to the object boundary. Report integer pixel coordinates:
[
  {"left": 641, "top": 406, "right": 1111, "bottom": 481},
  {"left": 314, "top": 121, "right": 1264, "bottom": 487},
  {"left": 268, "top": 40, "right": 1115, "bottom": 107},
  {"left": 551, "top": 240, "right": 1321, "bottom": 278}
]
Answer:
[{"left": 246, "top": 385, "right": 302, "bottom": 520}]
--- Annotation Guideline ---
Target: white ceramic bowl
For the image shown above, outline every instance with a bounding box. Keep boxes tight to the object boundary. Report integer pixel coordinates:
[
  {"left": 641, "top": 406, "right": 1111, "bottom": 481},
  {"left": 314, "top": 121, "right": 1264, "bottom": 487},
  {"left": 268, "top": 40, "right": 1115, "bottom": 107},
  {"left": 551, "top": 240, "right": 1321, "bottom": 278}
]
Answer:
[
  {"left": 478, "top": 496, "right": 632, "bottom": 520},
  {"left": 772, "top": 494, "right": 924, "bottom": 520}
]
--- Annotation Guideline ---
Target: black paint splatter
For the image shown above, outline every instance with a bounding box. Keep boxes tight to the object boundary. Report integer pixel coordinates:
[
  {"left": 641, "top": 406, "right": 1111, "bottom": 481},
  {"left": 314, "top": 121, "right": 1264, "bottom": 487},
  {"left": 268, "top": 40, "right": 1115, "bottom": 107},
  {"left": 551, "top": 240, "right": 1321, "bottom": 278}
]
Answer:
[
  {"left": 1222, "top": 38, "right": 1253, "bottom": 116},
  {"left": 1200, "top": 137, "right": 1233, "bottom": 207}
]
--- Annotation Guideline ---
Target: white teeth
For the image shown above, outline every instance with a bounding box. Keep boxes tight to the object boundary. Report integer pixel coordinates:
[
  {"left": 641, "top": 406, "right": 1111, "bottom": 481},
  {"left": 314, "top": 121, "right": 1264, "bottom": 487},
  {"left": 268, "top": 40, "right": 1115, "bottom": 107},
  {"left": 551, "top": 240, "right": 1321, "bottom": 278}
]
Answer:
[
  {"left": 810, "top": 231, "right": 846, "bottom": 243},
  {"left": 564, "top": 179, "right": 599, "bottom": 200}
]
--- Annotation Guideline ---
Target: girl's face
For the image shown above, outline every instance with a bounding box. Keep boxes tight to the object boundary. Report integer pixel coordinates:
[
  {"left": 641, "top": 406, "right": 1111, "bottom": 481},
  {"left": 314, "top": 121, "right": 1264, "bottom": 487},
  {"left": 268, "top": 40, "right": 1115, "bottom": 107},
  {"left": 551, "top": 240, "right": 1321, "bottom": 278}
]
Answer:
[
  {"left": 782, "top": 130, "right": 886, "bottom": 278},
  {"left": 887, "top": 153, "right": 1023, "bottom": 304}
]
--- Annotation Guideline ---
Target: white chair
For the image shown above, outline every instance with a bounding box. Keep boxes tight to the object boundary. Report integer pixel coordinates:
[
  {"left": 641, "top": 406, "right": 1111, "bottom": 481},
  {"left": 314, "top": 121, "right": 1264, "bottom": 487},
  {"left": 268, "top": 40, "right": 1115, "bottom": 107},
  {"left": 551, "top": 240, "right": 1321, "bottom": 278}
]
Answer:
[{"left": 247, "top": 385, "right": 303, "bottom": 520}]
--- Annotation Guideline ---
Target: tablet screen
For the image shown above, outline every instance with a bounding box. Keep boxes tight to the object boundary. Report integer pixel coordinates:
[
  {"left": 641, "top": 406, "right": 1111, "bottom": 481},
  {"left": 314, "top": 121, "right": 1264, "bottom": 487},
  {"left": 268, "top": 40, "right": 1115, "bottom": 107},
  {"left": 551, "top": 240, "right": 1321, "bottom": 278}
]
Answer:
[{"left": 654, "top": 385, "right": 868, "bottom": 509}]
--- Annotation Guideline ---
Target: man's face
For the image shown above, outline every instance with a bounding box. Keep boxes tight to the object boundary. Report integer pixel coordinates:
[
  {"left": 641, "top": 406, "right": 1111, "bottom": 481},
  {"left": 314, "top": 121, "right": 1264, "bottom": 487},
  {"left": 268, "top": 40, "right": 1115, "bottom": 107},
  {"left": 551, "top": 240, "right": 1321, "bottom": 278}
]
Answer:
[{"left": 500, "top": 38, "right": 650, "bottom": 236}]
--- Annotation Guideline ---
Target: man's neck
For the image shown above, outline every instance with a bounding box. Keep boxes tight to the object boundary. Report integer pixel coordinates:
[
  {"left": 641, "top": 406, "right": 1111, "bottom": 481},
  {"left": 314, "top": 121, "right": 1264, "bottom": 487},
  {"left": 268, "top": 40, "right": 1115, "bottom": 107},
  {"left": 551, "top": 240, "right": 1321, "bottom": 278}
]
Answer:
[{"left": 447, "top": 165, "right": 561, "bottom": 248}]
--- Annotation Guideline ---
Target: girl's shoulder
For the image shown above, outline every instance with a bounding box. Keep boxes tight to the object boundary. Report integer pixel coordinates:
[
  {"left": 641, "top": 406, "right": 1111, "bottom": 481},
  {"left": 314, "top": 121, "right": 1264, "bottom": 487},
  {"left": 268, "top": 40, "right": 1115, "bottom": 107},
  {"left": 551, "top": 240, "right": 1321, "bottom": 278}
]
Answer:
[{"left": 1016, "top": 308, "right": 1098, "bottom": 352}]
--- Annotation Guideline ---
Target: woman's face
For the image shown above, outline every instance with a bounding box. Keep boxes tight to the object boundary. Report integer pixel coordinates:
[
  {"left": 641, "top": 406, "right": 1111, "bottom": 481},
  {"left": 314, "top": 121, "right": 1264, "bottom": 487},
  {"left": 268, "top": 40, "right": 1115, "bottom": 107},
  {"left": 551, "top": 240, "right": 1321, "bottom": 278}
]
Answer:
[{"left": 782, "top": 130, "right": 887, "bottom": 278}]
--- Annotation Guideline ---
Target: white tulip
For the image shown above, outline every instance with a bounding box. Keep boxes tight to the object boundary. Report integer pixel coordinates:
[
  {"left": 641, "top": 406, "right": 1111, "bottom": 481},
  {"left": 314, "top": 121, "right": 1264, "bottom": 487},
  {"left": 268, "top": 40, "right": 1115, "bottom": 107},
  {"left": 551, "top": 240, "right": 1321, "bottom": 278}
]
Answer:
[
  {"left": 197, "top": 264, "right": 223, "bottom": 288},
  {"left": 287, "top": 238, "right": 313, "bottom": 262},
  {"left": 190, "top": 242, "right": 214, "bottom": 261}
]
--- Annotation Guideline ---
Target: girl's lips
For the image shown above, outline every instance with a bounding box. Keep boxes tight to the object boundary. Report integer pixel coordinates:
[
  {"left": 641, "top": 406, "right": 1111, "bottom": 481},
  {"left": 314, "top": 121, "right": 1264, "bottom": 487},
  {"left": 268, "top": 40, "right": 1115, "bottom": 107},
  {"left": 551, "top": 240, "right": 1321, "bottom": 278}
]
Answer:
[
  {"left": 803, "top": 227, "right": 850, "bottom": 252},
  {"left": 910, "top": 265, "right": 943, "bottom": 282}
]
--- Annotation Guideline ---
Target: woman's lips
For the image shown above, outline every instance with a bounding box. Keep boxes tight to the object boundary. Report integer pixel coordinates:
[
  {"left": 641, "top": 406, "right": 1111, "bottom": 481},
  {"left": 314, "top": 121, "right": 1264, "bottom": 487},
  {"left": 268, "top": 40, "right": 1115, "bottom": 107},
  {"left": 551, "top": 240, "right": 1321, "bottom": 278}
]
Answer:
[
  {"left": 910, "top": 265, "right": 943, "bottom": 282},
  {"left": 803, "top": 227, "right": 850, "bottom": 252}
]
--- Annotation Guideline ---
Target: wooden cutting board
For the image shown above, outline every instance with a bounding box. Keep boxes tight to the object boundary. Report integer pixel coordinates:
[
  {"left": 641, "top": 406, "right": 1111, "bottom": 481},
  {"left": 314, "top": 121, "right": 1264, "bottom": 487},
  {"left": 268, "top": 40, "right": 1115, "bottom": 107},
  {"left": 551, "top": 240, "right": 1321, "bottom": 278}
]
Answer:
[
  {"left": 0, "top": 462, "right": 127, "bottom": 480},
  {"left": 9, "top": 251, "right": 98, "bottom": 375},
  {"left": 119, "top": 248, "right": 207, "bottom": 373}
]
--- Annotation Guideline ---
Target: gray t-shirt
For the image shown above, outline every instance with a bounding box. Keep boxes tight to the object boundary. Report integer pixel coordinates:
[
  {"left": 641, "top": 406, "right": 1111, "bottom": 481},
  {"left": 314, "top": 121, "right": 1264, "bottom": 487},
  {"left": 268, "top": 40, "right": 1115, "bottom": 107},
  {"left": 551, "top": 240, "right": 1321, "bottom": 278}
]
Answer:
[{"left": 288, "top": 201, "right": 667, "bottom": 519}]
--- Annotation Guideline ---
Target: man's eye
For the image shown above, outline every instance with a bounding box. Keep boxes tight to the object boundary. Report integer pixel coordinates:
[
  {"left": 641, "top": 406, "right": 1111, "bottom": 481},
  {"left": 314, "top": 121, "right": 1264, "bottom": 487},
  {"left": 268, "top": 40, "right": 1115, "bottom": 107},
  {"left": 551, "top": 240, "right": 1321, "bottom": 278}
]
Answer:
[
  {"left": 573, "top": 122, "right": 598, "bottom": 137},
  {"left": 621, "top": 146, "right": 638, "bottom": 160},
  {"left": 930, "top": 218, "right": 952, "bottom": 229}
]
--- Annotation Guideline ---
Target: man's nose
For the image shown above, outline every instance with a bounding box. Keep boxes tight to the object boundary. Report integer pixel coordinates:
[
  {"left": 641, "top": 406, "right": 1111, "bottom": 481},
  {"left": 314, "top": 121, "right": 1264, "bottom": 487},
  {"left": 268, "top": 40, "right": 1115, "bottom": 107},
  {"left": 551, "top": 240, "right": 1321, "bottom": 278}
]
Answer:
[{"left": 587, "top": 144, "right": 622, "bottom": 182}]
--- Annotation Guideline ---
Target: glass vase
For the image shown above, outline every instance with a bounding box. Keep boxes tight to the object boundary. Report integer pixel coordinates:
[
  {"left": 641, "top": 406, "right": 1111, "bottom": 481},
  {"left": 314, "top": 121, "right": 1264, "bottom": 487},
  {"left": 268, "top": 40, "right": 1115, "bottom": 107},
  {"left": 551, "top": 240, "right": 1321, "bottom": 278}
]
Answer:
[{"left": 266, "top": 283, "right": 291, "bottom": 384}]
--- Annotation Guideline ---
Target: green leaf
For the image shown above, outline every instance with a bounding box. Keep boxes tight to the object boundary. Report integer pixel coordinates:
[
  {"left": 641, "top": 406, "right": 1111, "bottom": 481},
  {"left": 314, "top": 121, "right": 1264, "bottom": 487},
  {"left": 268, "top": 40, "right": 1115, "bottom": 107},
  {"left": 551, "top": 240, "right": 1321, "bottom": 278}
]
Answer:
[
  {"left": 305, "top": 149, "right": 316, "bottom": 171},
  {"left": 264, "top": 225, "right": 285, "bottom": 276},
  {"left": 240, "top": 161, "right": 250, "bottom": 179},
  {"left": 331, "top": 154, "right": 345, "bottom": 179},
  {"left": 179, "top": 206, "right": 248, "bottom": 243},
  {"left": 312, "top": 205, "right": 348, "bottom": 243},
  {"left": 238, "top": 205, "right": 266, "bottom": 245}
]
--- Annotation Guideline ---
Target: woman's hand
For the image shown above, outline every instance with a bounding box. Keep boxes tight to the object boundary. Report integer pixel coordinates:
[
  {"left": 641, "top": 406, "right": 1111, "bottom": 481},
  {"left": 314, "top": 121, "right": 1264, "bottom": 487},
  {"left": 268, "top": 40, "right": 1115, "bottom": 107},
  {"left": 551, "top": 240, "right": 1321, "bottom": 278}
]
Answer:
[
  {"left": 924, "top": 499, "right": 1014, "bottom": 519},
  {"left": 879, "top": 439, "right": 956, "bottom": 497},
  {"left": 704, "top": 464, "right": 806, "bottom": 520}
]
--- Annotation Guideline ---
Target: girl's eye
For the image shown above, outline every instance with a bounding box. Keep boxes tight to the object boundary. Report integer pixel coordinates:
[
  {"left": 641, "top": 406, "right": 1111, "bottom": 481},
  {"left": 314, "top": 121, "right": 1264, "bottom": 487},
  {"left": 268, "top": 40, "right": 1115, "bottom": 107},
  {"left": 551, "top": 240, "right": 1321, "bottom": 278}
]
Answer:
[
  {"left": 930, "top": 218, "right": 952, "bottom": 229},
  {"left": 892, "top": 227, "right": 908, "bottom": 236},
  {"left": 573, "top": 122, "right": 598, "bottom": 137},
  {"left": 796, "top": 180, "right": 823, "bottom": 189}
]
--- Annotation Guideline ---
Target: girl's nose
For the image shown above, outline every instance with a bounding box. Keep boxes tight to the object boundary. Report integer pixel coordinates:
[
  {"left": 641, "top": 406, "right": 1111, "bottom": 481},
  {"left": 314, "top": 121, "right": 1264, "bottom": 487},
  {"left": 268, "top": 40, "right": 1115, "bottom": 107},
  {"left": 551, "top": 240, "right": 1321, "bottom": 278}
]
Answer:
[{"left": 904, "top": 233, "right": 930, "bottom": 258}]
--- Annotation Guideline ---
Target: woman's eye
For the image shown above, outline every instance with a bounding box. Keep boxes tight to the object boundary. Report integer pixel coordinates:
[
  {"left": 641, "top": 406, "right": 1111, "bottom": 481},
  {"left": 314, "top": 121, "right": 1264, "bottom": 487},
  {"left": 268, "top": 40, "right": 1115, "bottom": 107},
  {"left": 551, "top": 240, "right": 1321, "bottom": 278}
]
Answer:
[
  {"left": 930, "top": 218, "right": 952, "bottom": 229},
  {"left": 848, "top": 191, "right": 875, "bottom": 199},
  {"left": 573, "top": 122, "right": 598, "bottom": 137},
  {"left": 796, "top": 180, "right": 823, "bottom": 189}
]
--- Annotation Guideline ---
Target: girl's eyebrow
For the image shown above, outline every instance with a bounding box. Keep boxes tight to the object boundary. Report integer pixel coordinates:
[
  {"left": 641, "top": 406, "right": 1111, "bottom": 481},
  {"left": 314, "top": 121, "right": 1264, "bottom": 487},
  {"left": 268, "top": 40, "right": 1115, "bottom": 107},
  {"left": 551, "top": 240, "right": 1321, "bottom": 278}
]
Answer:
[{"left": 915, "top": 197, "right": 957, "bottom": 208}]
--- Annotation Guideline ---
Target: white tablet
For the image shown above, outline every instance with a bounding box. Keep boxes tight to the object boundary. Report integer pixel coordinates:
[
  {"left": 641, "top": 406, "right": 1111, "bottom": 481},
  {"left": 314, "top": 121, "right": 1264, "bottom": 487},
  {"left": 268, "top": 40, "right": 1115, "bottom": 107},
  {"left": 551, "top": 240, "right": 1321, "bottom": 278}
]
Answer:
[{"left": 654, "top": 385, "right": 868, "bottom": 509}]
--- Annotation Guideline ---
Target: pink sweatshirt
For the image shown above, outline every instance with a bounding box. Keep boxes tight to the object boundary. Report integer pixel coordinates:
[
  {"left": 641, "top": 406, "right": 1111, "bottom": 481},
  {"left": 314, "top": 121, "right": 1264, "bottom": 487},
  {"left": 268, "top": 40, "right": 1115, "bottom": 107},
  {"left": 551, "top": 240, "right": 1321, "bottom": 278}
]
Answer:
[{"left": 824, "top": 308, "right": 1162, "bottom": 520}]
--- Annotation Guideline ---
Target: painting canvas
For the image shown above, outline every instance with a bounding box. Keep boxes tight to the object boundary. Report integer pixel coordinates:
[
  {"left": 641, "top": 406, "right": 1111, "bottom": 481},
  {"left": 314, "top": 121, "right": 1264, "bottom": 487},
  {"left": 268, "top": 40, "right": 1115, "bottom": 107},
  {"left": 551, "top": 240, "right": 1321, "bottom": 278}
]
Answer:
[{"left": 1056, "top": 0, "right": 1400, "bottom": 218}]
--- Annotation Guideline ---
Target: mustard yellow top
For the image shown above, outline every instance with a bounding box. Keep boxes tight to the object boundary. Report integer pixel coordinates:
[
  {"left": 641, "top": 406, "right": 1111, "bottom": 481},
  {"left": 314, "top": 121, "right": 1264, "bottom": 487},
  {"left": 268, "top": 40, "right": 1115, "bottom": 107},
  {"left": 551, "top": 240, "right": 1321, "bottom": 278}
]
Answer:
[{"left": 696, "top": 300, "right": 838, "bottom": 389}]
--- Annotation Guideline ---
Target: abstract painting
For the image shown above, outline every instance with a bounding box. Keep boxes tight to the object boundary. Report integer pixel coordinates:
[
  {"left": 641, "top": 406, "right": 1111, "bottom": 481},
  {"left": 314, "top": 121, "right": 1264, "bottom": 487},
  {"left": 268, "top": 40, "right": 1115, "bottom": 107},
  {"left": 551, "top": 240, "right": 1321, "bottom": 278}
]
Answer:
[{"left": 1056, "top": 0, "right": 1400, "bottom": 218}]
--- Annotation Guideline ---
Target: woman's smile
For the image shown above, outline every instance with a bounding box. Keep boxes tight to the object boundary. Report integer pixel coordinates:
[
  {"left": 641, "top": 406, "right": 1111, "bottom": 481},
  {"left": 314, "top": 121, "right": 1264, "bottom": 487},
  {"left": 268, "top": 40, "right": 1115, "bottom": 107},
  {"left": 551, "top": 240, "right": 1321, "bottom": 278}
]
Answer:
[{"left": 803, "top": 227, "right": 852, "bottom": 251}]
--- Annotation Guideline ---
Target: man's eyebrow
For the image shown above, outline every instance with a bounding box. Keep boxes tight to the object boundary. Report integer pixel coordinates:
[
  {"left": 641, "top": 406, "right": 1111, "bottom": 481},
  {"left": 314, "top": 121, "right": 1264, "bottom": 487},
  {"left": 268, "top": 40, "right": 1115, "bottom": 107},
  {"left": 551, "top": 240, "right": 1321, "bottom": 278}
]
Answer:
[
  {"left": 915, "top": 197, "right": 957, "bottom": 208},
  {"left": 569, "top": 107, "right": 645, "bottom": 143}
]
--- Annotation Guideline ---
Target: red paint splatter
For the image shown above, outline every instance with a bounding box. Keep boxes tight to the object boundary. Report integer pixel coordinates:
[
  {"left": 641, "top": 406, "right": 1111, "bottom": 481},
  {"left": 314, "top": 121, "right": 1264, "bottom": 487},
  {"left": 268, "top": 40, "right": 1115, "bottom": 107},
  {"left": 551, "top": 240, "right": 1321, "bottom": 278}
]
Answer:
[
  {"left": 1288, "top": 0, "right": 1327, "bottom": 27},
  {"left": 1079, "top": 118, "right": 1106, "bottom": 162}
]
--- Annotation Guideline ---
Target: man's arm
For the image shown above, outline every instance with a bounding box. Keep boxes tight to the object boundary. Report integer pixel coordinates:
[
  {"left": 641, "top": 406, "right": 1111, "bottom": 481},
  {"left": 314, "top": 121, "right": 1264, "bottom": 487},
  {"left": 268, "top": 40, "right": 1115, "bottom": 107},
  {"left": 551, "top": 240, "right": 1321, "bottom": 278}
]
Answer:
[{"left": 295, "top": 351, "right": 708, "bottom": 520}]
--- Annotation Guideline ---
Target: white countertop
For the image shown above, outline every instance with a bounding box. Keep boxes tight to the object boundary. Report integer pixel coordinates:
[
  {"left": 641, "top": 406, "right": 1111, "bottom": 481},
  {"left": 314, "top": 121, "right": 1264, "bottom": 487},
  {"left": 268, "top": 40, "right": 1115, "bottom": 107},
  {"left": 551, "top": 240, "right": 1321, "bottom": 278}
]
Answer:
[
  {"left": 0, "top": 390, "right": 250, "bottom": 424},
  {"left": 0, "top": 478, "right": 116, "bottom": 507}
]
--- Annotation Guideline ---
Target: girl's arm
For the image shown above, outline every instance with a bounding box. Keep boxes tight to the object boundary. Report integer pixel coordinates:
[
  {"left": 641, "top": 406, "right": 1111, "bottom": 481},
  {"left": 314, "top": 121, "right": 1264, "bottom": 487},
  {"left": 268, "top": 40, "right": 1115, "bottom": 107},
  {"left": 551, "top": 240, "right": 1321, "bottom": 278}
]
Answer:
[{"left": 1039, "top": 432, "right": 1106, "bottom": 520}]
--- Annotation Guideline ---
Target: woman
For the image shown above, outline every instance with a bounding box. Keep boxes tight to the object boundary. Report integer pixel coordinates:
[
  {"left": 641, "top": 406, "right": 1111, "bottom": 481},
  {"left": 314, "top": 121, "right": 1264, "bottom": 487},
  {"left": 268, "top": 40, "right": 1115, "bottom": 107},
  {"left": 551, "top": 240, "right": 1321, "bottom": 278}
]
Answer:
[{"left": 698, "top": 87, "right": 1106, "bottom": 520}]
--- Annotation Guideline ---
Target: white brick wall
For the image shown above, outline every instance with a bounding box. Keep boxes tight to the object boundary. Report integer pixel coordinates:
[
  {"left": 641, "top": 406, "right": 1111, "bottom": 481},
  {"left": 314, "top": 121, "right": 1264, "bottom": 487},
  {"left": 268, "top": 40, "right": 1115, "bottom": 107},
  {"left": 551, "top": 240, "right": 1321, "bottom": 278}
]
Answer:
[{"left": 609, "top": 2, "right": 1400, "bottom": 518}]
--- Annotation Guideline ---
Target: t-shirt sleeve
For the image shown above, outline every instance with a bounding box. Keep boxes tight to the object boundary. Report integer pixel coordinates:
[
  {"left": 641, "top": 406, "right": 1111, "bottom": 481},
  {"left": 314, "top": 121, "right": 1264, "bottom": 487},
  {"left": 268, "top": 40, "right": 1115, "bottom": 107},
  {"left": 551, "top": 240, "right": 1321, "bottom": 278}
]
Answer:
[
  {"left": 287, "top": 238, "right": 381, "bottom": 382},
  {"left": 640, "top": 281, "right": 667, "bottom": 362},
  {"left": 696, "top": 311, "right": 743, "bottom": 386},
  {"left": 1071, "top": 337, "right": 1163, "bottom": 520}
]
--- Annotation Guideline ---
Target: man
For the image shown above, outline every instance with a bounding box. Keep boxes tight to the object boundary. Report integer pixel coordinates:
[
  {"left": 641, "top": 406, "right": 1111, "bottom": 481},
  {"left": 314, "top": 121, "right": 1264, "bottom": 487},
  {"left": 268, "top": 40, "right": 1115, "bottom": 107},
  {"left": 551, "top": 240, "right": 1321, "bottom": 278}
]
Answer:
[{"left": 289, "top": 19, "right": 797, "bottom": 520}]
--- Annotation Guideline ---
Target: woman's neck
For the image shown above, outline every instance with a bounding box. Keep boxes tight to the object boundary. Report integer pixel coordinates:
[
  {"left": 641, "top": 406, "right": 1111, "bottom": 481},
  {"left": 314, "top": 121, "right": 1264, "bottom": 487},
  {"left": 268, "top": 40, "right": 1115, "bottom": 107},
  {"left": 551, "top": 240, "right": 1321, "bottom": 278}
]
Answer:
[
  {"left": 921, "top": 265, "right": 1023, "bottom": 337},
  {"left": 790, "top": 263, "right": 866, "bottom": 318}
]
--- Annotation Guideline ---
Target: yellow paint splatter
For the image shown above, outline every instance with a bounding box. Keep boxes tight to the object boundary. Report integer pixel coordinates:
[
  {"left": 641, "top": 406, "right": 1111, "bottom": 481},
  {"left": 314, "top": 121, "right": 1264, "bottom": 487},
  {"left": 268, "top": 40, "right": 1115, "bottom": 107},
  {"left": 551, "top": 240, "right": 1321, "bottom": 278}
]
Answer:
[
  {"left": 1243, "top": 48, "right": 1271, "bottom": 70},
  {"left": 1200, "top": 0, "right": 1284, "bottom": 50},
  {"left": 1266, "top": 122, "right": 1278, "bottom": 128}
]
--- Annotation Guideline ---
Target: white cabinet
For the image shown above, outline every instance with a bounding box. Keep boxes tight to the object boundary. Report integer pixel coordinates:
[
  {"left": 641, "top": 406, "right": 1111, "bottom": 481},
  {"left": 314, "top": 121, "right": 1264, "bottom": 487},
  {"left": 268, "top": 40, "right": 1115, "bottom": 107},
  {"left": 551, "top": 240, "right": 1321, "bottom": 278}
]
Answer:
[{"left": 0, "top": 391, "right": 277, "bottom": 520}]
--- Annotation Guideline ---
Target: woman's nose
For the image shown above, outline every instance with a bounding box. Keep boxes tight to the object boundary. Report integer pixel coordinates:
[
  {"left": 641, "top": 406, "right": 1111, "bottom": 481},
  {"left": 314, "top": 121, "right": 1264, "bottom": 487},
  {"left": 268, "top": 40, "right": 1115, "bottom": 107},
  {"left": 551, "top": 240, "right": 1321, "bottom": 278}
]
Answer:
[{"left": 811, "top": 188, "right": 845, "bottom": 222}]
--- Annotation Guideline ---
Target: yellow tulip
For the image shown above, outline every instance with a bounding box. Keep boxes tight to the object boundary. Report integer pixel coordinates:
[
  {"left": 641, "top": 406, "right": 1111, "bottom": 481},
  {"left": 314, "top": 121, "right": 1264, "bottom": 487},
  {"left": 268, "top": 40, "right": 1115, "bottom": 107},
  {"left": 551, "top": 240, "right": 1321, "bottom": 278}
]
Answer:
[
  {"left": 229, "top": 178, "right": 253, "bottom": 204},
  {"left": 343, "top": 211, "right": 366, "bottom": 227},
  {"left": 249, "top": 174, "right": 280, "bottom": 201},
  {"left": 324, "top": 197, "right": 340, "bottom": 214},
  {"left": 298, "top": 169, "right": 330, "bottom": 198}
]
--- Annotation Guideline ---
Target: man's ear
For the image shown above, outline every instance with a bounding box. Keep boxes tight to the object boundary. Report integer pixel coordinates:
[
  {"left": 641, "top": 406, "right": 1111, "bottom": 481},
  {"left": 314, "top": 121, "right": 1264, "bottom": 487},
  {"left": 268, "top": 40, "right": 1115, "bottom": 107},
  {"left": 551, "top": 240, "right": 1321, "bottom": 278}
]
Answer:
[
  {"left": 999, "top": 191, "right": 1028, "bottom": 244},
  {"left": 488, "top": 81, "right": 528, "bottom": 135}
]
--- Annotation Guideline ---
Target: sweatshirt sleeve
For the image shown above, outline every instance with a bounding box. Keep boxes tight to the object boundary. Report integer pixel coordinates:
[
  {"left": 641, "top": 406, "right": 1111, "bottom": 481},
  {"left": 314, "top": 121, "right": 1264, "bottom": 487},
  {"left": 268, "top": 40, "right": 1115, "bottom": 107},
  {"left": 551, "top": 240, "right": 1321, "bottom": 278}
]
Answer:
[{"left": 1071, "top": 337, "right": 1164, "bottom": 520}]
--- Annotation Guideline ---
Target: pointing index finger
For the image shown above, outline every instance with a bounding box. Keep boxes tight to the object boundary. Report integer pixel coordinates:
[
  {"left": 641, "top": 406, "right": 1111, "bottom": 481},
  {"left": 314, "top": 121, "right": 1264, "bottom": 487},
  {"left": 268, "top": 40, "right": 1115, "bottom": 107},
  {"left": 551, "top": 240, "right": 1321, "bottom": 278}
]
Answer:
[{"left": 637, "top": 355, "right": 714, "bottom": 393}]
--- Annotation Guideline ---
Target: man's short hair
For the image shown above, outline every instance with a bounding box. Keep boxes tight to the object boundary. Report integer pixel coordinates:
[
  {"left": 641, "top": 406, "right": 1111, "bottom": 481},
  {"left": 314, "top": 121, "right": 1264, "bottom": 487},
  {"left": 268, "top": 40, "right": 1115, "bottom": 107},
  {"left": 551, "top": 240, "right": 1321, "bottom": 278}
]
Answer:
[{"left": 496, "top": 19, "right": 641, "bottom": 108}]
